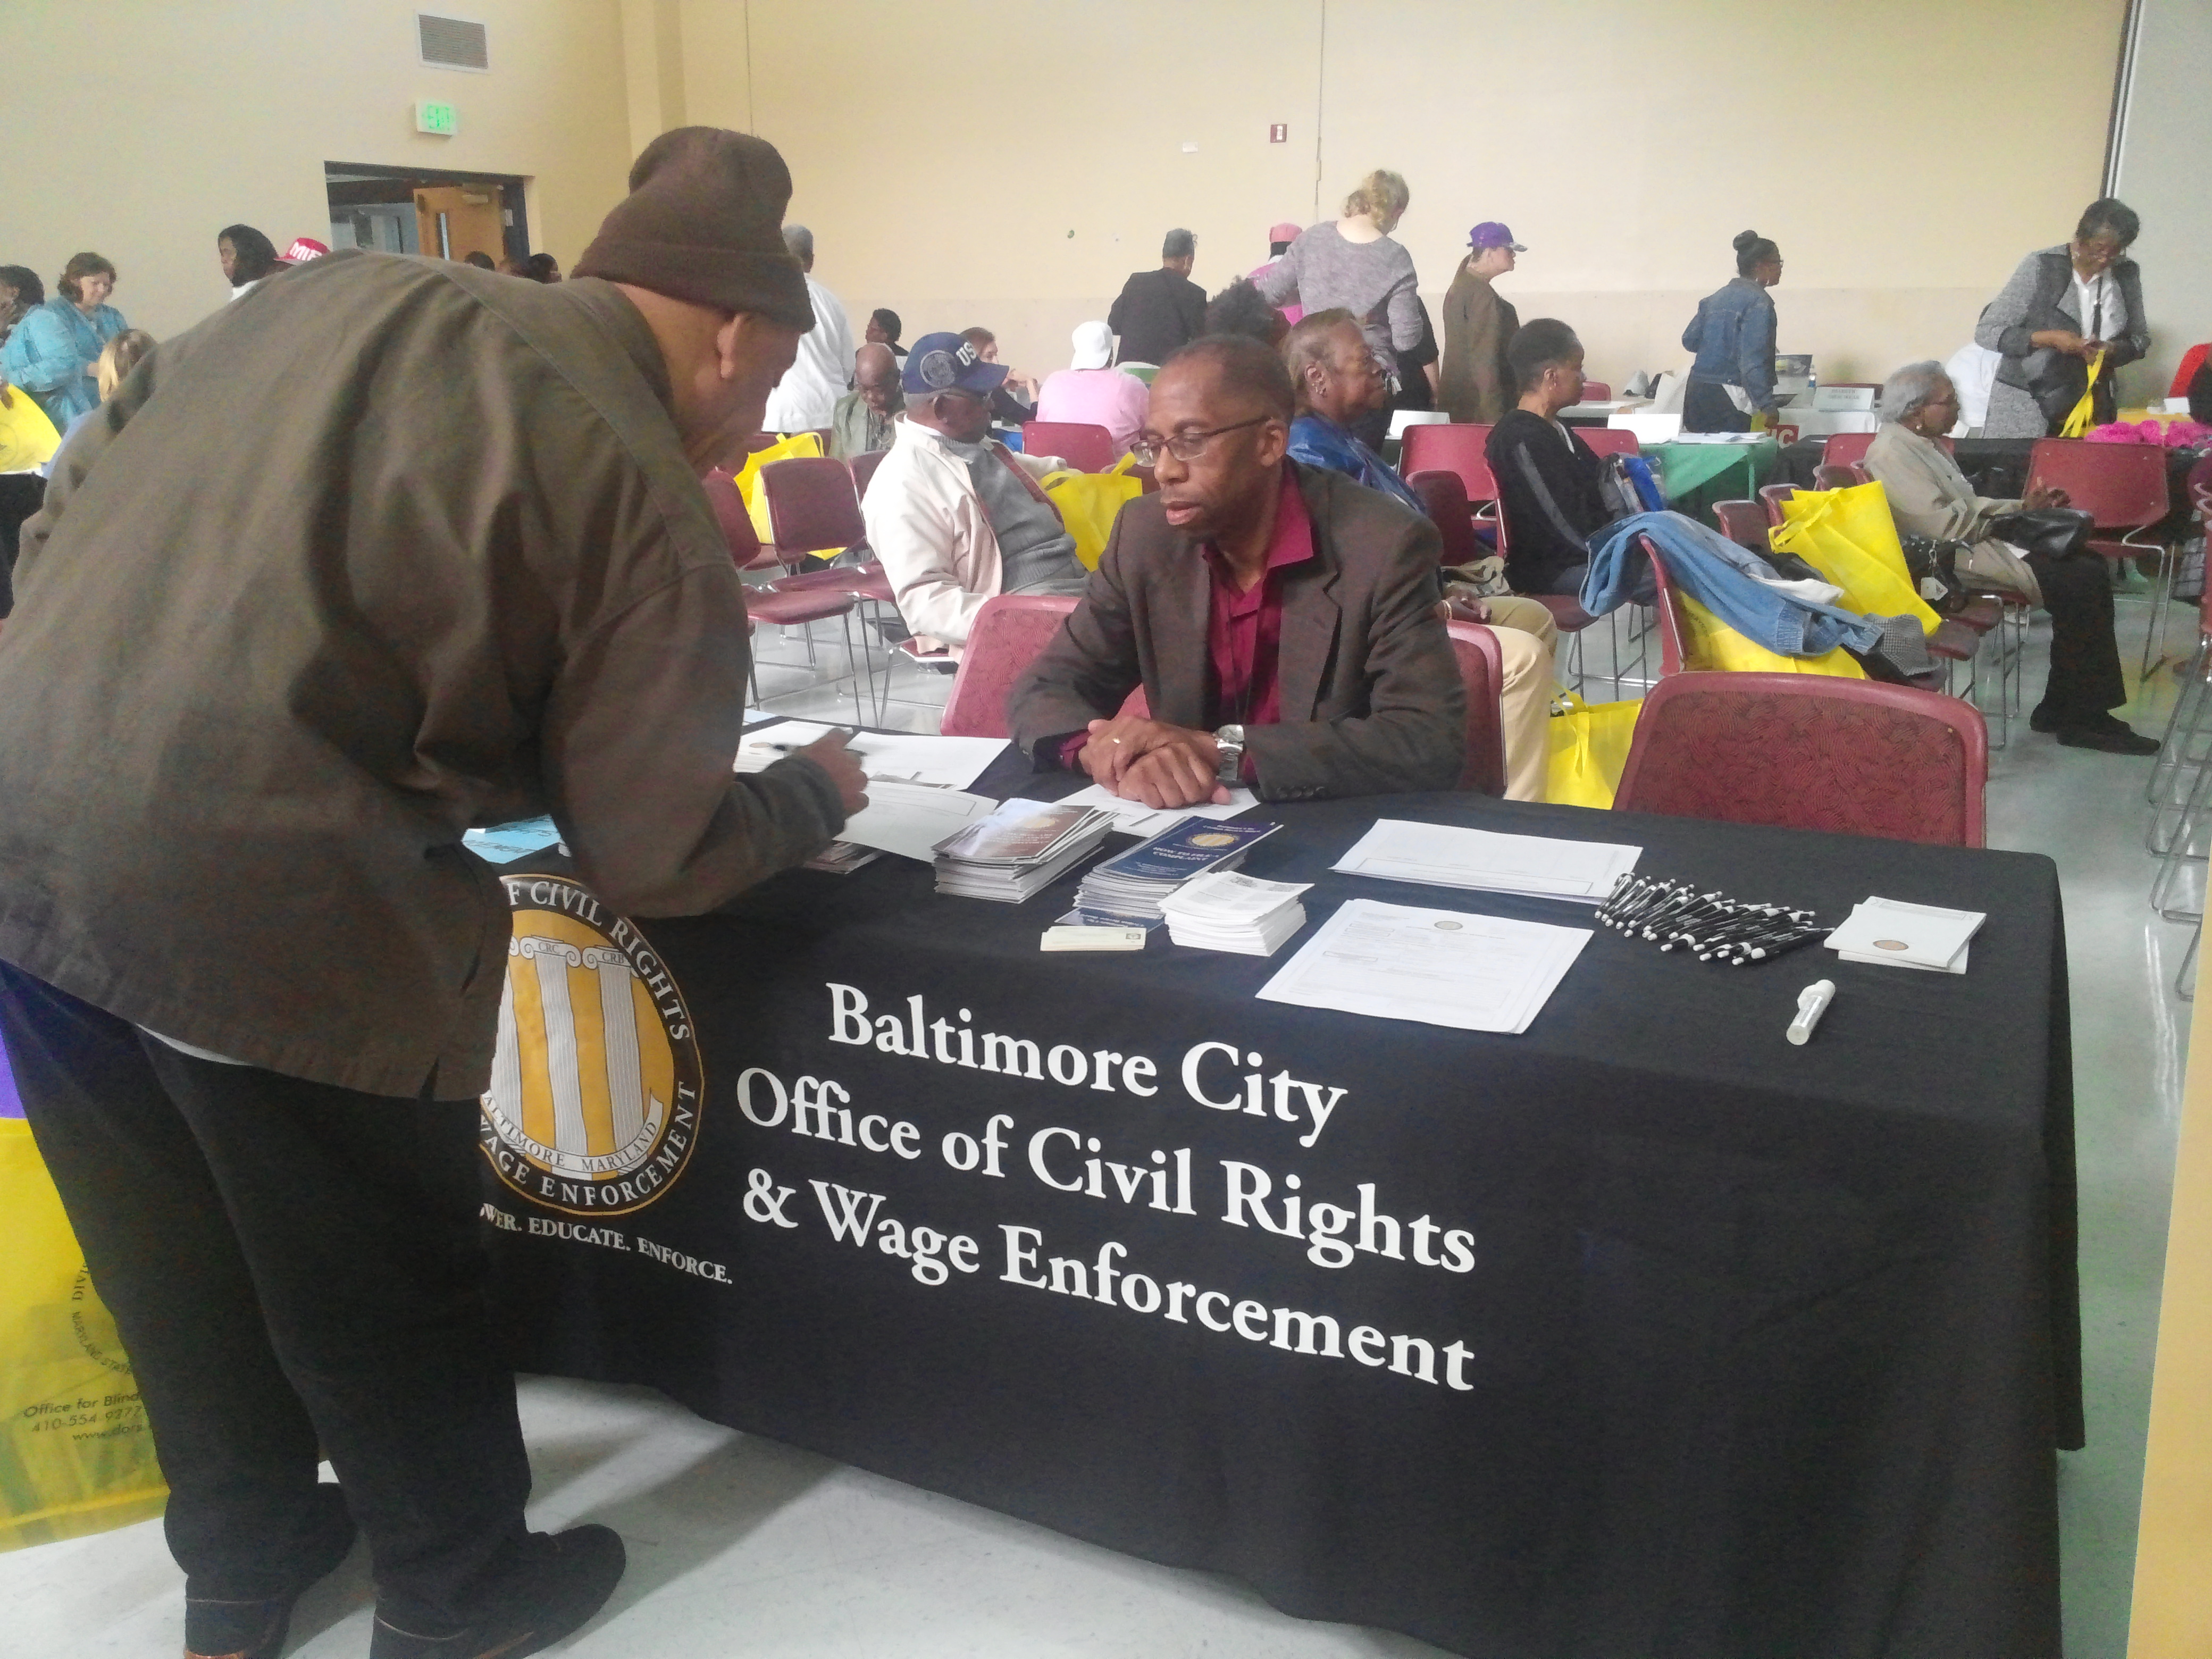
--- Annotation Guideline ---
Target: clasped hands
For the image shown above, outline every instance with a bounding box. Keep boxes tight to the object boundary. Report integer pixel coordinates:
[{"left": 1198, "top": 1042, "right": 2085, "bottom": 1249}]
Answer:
[{"left": 1077, "top": 717, "right": 1230, "bottom": 809}]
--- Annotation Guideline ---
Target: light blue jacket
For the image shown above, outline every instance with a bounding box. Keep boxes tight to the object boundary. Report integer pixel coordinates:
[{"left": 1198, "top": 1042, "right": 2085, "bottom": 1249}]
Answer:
[
  {"left": 1583, "top": 510, "right": 1886, "bottom": 658},
  {"left": 1680, "top": 277, "right": 1777, "bottom": 408},
  {"left": 1, "top": 298, "right": 125, "bottom": 426}
]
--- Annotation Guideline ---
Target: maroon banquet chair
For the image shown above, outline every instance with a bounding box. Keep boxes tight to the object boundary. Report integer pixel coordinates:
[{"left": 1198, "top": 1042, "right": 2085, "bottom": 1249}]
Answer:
[
  {"left": 938, "top": 594, "right": 1082, "bottom": 739},
  {"left": 1578, "top": 428, "right": 1641, "bottom": 458},
  {"left": 1444, "top": 620, "right": 1507, "bottom": 796},
  {"left": 1757, "top": 482, "right": 1797, "bottom": 526},
  {"left": 1813, "top": 464, "right": 1861, "bottom": 492},
  {"left": 2024, "top": 439, "right": 2171, "bottom": 562},
  {"left": 1577, "top": 380, "right": 1612, "bottom": 401},
  {"left": 759, "top": 456, "right": 868, "bottom": 572},
  {"left": 1021, "top": 421, "right": 1116, "bottom": 474},
  {"left": 1821, "top": 432, "right": 1876, "bottom": 468},
  {"left": 850, "top": 447, "right": 890, "bottom": 501},
  {"left": 1407, "top": 470, "right": 1483, "bottom": 565},
  {"left": 1613, "top": 671, "right": 1988, "bottom": 847},
  {"left": 702, "top": 467, "right": 779, "bottom": 571},
  {"left": 1713, "top": 499, "right": 1772, "bottom": 556}
]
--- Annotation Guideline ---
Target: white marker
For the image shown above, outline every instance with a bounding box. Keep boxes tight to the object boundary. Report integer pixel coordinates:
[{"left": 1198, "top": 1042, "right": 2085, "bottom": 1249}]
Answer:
[{"left": 1786, "top": 979, "right": 1837, "bottom": 1046}]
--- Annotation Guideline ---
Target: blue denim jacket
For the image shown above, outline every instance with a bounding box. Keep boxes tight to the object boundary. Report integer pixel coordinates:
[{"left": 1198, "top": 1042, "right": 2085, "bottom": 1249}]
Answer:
[
  {"left": 1285, "top": 413, "right": 1426, "bottom": 517},
  {"left": 1680, "top": 278, "right": 1777, "bottom": 408},
  {"left": 1582, "top": 510, "right": 1886, "bottom": 657},
  {"left": 1, "top": 298, "right": 125, "bottom": 426}
]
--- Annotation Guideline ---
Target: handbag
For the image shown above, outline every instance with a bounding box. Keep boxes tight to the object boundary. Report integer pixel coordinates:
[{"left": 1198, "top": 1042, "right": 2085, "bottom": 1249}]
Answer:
[
  {"left": 1987, "top": 507, "right": 2096, "bottom": 559},
  {"left": 2058, "top": 349, "right": 2107, "bottom": 438}
]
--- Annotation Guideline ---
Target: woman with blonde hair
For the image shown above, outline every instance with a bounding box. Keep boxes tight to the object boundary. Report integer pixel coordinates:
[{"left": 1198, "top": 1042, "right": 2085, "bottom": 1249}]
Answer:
[
  {"left": 1254, "top": 169, "right": 1422, "bottom": 445},
  {"left": 50, "top": 329, "right": 156, "bottom": 466}
]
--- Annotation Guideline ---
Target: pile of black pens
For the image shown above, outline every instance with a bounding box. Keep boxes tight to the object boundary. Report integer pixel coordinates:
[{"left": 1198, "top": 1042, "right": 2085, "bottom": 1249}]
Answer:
[{"left": 1595, "top": 874, "right": 1825, "bottom": 965}]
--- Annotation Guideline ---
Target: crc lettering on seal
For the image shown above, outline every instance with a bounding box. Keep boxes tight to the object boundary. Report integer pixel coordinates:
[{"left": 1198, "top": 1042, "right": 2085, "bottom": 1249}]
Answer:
[{"left": 479, "top": 875, "right": 705, "bottom": 1217}]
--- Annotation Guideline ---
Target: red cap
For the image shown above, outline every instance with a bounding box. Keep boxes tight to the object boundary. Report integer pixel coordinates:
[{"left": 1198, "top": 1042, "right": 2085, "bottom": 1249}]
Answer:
[
  {"left": 1267, "top": 221, "right": 1303, "bottom": 245},
  {"left": 280, "top": 238, "right": 331, "bottom": 264}
]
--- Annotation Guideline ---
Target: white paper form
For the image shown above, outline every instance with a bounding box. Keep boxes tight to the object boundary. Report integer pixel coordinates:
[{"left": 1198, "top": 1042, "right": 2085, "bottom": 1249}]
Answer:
[
  {"left": 1257, "top": 899, "right": 1591, "bottom": 1033},
  {"left": 736, "top": 722, "right": 1009, "bottom": 790},
  {"left": 1333, "top": 819, "right": 1640, "bottom": 903},
  {"left": 1052, "top": 783, "right": 1257, "bottom": 837},
  {"left": 835, "top": 782, "right": 998, "bottom": 863}
]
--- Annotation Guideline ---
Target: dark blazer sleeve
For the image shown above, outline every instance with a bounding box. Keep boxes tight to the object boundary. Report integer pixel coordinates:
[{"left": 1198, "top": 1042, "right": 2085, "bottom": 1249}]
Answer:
[
  {"left": 1177, "top": 279, "right": 1207, "bottom": 347},
  {"left": 1245, "top": 493, "right": 1463, "bottom": 800},
  {"left": 1007, "top": 508, "right": 1147, "bottom": 763},
  {"left": 1108, "top": 279, "right": 1130, "bottom": 338}
]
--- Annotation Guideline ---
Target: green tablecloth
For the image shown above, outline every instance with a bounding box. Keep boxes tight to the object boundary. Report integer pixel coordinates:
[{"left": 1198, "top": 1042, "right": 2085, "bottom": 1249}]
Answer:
[{"left": 1647, "top": 437, "right": 1780, "bottom": 526}]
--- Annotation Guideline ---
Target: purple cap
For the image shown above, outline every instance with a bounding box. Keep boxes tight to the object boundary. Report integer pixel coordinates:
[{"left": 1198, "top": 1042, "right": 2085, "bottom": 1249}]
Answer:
[{"left": 1469, "top": 222, "right": 1526, "bottom": 252}]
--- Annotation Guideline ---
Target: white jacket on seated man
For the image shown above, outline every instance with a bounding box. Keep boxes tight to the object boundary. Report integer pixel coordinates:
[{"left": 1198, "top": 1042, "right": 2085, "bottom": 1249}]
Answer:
[{"left": 861, "top": 330, "right": 1083, "bottom": 658}]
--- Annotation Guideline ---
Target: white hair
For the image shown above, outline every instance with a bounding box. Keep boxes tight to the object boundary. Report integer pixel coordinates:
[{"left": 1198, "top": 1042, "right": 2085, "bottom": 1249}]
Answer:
[{"left": 1879, "top": 361, "right": 1950, "bottom": 425}]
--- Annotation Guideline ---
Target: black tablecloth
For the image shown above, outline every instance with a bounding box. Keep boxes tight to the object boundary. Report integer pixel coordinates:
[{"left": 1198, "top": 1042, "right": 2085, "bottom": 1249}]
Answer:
[{"left": 481, "top": 778, "right": 2076, "bottom": 1659}]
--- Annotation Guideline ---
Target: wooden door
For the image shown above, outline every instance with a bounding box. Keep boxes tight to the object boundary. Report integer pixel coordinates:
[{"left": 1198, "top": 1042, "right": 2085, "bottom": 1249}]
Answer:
[{"left": 413, "top": 186, "right": 504, "bottom": 264}]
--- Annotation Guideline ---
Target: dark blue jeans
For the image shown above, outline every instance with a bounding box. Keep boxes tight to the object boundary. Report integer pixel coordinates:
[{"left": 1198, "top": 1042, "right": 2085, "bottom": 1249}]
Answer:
[{"left": 1682, "top": 380, "right": 1752, "bottom": 434}]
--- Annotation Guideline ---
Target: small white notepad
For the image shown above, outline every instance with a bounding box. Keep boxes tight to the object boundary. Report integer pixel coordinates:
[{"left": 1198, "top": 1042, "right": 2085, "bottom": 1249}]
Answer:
[{"left": 1823, "top": 896, "right": 1986, "bottom": 974}]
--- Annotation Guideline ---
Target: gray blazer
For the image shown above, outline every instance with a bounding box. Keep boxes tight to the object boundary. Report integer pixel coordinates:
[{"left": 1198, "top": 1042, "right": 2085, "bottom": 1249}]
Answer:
[
  {"left": 1008, "top": 464, "right": 1464, "bottom": 801},
  {"left": 1976, "top": 246, "right": 2148, "bottom": 400}
]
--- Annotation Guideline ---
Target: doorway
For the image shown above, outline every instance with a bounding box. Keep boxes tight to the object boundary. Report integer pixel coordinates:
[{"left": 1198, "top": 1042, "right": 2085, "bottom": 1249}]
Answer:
[{"left": 324, "top": 162, "right": 531, "bottom": 264}]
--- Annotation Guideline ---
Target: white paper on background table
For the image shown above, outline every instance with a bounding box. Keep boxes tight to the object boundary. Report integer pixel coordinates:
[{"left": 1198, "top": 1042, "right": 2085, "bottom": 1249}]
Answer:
[
  {"left": 1824, "top": 896, "right": 1985, "bottom": 974},
  {"left": 1053, "top": 783, "right": 1256, "bottom": 836},
  {"left": 834, "top": 782, "right": 998, "bottom": 863},
  {"left": 1333, "top": 819, "right": 1640, "bottom": 902},
  {"left": 735, "top": 721, "right": 1008, "bottom": 790},
  {"left": 1256, "top": 898, "right": 1591, "bottom": 1033}
]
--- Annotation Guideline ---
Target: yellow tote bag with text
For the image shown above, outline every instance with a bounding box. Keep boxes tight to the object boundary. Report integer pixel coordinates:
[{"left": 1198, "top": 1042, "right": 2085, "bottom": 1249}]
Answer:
[
  {"left": 0, "top": 1119, "right": 168, "bottom": 1551},
  {"left": 1546, "top": 693, "right": 1643, "bottom": 809},
  {"left": 1771, "top": 482, "right": 1941, "bottom": 635},
  {"left": 733, "top": 432, "right": 829, "bottom": 551},
  {"left": 1678, "top": 596, "right": 1865, "bottom": 678},
  {"left": 2060, "top": 350, "right": 2105, "bottom": 439},
  {"left": 1041, "top": 468, "right": 1142, "bottom": 571},
  {"left": 0, "top": 392, "right": 61, "bottom": 474}
]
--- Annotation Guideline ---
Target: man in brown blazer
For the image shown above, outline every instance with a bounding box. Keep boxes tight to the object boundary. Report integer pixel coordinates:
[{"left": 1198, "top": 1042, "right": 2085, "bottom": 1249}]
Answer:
[{"left": 1009, "top": 335, "right": 1463, "bottom": 807}]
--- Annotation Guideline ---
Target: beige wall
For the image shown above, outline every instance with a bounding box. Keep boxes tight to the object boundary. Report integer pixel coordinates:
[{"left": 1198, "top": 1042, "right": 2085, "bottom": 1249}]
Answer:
[
  {"left": 666, "top": 0, "right": 2123, "bottom": 391},
  {"left": 1, "top": 1, "right": 634, "bottom": 342}
]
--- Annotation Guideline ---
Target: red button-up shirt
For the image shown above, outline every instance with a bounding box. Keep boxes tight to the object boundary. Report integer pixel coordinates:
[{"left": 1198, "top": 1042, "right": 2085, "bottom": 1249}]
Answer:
[{"left": 1056, "top": 466, "right": 1315, "bottom": 779}]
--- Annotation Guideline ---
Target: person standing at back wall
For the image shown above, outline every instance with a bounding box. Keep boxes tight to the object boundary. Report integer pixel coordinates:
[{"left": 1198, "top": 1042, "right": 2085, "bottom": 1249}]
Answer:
[
  {"left": 1680, "top": 230, "right": 1782, "bottom": 433},
  {"left": 1253, "top": 170, "right": 1423, "bottom": 450},
  {"left": 1110, "top": 229, "right": 1208, "bottom": 368}
]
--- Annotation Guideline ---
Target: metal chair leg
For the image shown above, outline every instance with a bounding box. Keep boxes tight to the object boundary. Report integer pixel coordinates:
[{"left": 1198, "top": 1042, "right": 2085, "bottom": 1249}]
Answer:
[{"left": 2179, "top": 918, "right": 2200, "bottom": 1002}]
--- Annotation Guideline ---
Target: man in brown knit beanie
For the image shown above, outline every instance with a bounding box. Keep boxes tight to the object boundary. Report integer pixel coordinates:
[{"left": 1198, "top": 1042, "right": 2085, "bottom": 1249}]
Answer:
[{"left": 0, "top": 129, "right": 864, "bottom": 1659}]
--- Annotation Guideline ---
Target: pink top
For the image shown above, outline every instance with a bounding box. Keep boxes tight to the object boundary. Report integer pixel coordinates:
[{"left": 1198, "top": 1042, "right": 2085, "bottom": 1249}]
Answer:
[
  {"left": 1035, "top": 367, "right": 1151, "bottom": 458},
  {"left": 1248, "top": 259, "right": 1304, "bottom": 325}
]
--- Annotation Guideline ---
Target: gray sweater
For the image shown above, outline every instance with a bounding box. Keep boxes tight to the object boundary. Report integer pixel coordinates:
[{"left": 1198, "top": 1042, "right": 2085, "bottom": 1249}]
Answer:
[{"left": 1254, "top": 223, "right": 1422, "bottom": 364}]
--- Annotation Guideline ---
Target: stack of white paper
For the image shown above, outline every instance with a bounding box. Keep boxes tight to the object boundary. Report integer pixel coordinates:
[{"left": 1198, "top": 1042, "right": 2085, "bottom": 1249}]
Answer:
[
  {"left": 1159, "top": 872, "right": 1312, "bottom": 956},
  {"left": 735, "top": 722, "right": 1008, "bottom": 790},
  {"left": 835, "top": 782, "right": 999, "bottom": 864},
  {"left": 1823, "top": 896, "right": 1985, "bottom": 974},
  {"left": 1333, "top": 820, "right": 1640, "bottom": 903},
  {"left": 1257, "top": 899, "right": 1591, "bottom": 1033},
  {"left": 1052, "top": 782, "right": 1256, "bottom": 837}
]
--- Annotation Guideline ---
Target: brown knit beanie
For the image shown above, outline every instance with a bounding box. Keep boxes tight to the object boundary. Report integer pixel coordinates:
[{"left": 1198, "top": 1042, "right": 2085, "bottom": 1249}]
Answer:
[{"left": 573, "top": 128, "right": 815, "bottom": 333}]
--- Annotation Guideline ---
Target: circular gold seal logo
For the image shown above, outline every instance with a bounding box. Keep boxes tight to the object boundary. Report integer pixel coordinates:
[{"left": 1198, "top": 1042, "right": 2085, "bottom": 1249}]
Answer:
[
  {"left": 479, "top": 875, "right": 703, "bottom": 1216},
  {"left": 1188, "top": 832, "right": 1238, "bottom": 848}
]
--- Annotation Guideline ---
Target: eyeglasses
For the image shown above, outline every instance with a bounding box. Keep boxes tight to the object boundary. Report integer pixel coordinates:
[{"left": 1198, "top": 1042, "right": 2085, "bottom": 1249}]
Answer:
[{"left": 1127, "top": 415, "right": 1271, "bottom": 467}]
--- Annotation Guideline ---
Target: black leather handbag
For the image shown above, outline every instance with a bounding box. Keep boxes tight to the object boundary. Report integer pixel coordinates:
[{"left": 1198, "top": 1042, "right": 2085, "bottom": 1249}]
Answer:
[{"left": 1987, "top": 507, "right": 2097, "bottom": 559}]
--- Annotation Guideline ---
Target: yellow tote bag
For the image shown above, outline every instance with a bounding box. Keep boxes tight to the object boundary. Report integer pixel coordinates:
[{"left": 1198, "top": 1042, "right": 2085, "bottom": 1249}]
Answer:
[
  {"left": 733, "top": 431, "right": 829, "bottom": 550},
  {"left": 0, "top": 1119, "right": 167, "bottom": 1551},
  {"left": 1546, "top": 693, "right": 1643, "bottom": 808},
  {"left": 1678, "top": 596, "right": 1865, "bottom": 678},
  {"left": 2060, "top": 350, "right": 2105, "bottom": 439},
  {"left": 1771, "top": 481, "right": 1941, "bottom": 635},
  {"left": 1041, "top": 467, "right": 1142, "bottom": 571},
  {"left": 0, "top": 392, "right": 61, "bottom": 473}
]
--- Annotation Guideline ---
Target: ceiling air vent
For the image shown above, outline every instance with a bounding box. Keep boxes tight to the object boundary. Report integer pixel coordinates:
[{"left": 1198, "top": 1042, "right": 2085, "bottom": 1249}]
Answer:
[{"left": 417, "top": 13, "right": 489, "bottom": 72}]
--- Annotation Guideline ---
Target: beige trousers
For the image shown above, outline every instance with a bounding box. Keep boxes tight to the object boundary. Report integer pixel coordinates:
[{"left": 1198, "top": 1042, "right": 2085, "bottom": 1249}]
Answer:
[{"left": 1475, "top": 594, "right": 1558, "bottom": 803}]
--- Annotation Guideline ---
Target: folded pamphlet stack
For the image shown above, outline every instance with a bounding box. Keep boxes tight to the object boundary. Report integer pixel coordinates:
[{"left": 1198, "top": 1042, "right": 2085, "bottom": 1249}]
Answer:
[
  {"left": 933, "top": 799, "right": 1118, "bottom": 902},
  {"left": 1158, "top": 871, "right": 1311, "bottom": 956}
]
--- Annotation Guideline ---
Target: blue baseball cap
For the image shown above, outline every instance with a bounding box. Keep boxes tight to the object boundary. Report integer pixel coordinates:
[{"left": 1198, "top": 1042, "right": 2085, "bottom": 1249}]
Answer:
[{"left": 902, "top": 331, "right": 1010, "bottom": 397}]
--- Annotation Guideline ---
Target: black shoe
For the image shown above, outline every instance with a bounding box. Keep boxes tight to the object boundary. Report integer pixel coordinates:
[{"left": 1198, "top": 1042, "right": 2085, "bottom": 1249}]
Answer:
[
  {"left": 185, "top": 1486, "right": 358, "bottom": 1659},
  {"left": 2029, "top": 703, "right": 2062, "bottom": 733},
  {"left": 368, "top": 1525, "right": 626, "bottom": 1659},
  {"left": 2057, "top": 720, "right": 2161, "bottom": 755}
]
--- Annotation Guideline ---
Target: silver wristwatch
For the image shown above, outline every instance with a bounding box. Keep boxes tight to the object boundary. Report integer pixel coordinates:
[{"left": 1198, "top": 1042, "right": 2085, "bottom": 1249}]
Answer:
[{"left": 1213, "top": 724, "right": 1246, "bottom": 783}]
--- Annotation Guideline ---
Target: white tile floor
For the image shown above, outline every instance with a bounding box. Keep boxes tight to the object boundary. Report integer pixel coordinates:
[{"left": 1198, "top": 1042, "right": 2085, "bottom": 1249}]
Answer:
[{"left": 2, "top": 601, "right": 2193, "bottom": 1657}]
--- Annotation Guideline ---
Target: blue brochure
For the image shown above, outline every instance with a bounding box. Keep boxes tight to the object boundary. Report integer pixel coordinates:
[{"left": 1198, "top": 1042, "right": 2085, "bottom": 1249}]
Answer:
[
  {"left": 1092, "top": 817, "right": 1279, "bottom": 883},
  {"left": 464, "top": 816, "right": 564, "bottom": 864}
]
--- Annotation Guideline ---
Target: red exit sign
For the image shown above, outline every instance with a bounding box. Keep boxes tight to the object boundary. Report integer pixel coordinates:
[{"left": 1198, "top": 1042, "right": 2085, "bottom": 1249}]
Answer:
[{"left": 1269, "top": 123, "right": 1287, "bottom": 144}]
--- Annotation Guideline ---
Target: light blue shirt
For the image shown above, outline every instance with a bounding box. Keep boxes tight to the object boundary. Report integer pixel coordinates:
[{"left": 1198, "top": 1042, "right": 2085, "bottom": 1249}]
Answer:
[{"left": 1, "top": 297, "right": 125, "bottom": 426}]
